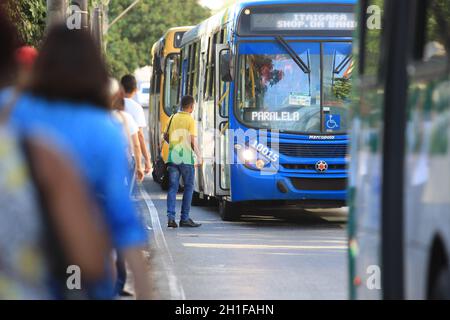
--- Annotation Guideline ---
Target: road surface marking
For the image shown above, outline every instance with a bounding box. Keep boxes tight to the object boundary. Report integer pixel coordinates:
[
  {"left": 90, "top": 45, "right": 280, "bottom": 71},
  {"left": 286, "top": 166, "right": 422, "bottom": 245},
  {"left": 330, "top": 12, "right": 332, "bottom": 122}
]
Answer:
[{"left": 140, "top": 187, "right": 186, "bottom": 300}]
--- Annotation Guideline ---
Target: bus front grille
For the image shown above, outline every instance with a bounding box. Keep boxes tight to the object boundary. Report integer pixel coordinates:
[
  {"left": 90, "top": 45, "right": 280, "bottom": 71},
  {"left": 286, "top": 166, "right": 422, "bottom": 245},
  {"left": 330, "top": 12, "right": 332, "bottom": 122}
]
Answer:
[
  {"left": 282, "top": 164, "right": 347, "bottom": 170},
  {"left": 277, "top": 143, "right": 347, "bottom": 158},
  {"left": 290, "top": 178, "right": 347, "bottom": 191}
]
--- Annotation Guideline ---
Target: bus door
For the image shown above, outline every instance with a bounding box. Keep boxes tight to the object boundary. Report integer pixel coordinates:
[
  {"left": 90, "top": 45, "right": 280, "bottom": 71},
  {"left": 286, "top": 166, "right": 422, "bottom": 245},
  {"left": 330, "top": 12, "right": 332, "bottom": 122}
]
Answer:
[
  {"left": 215, "top": 44, "right": 231, "bottom": 196},
  {"left": 196, "top": 44, "right": 208, "bottom": 194}
]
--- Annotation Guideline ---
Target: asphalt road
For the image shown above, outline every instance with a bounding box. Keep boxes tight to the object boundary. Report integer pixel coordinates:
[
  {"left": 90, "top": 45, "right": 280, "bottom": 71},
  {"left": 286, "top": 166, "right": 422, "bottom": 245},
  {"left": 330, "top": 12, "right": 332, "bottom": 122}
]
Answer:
[
  {"left": 135, "top": 178, "right": 349, "bottom": 300},
  {"left": 134, "top": 108, "right": 348, "bottom": 299}
]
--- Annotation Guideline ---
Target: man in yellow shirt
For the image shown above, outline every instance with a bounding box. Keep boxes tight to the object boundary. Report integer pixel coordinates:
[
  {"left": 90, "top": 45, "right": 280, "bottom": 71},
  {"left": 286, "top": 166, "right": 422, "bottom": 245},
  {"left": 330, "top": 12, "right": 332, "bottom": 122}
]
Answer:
[{"left": 165, "top": 95, "right": 203, "bottom": 228}]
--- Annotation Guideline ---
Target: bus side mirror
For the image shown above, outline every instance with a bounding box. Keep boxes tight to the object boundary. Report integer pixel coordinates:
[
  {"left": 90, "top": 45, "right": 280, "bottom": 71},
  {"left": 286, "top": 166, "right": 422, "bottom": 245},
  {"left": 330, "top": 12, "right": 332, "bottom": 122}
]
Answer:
[{"left": 220, "top": 50, "right": 233, "bottom": 82}]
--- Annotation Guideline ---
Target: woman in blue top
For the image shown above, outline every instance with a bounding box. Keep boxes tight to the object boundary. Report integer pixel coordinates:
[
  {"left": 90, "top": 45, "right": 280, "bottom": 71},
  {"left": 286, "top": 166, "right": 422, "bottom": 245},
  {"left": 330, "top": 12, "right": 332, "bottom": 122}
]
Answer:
[{"left": 9, "top": 25, "right": 151, "bottom": 299}]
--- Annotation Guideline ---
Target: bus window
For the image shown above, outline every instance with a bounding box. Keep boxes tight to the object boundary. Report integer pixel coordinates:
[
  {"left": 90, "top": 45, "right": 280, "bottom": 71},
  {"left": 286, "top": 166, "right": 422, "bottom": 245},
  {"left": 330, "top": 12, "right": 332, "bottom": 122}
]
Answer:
[
  {"left": 164, "top": 54, "right": 181, "bottom": 115},
  {"left": 323, "top": 42, "right": 353, "bottom": 131},
  {"left": 208, "top": 32, "right": 220, "bottom": 99},
  {"left": 193, "top": 42, "right": 200, "bottom": 97},
  {"left": 187, "top": 44, "right": 194, "bottom": 95},
  {"left": 181, "top": 48, "right": 189, "bottom": 95},
  {"left": 177, "top": 54, "right": 183, "bottom": 102},
  {"left": 204, "top": 37, "right": 211, "bottom": 99},
  {"left": 218, "top": 49, "right": 230, "bottom": 117},
  {"left": 151, "top": 52, "right": 163, "bottom": 94}
]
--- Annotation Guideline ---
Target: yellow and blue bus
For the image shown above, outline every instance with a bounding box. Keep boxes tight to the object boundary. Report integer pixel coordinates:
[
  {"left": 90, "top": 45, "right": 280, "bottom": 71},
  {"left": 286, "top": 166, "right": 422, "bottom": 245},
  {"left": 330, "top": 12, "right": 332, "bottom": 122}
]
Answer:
[
  {"left": 179, "top": 0, "right": 356, "bottom": 220},
  {"left": 349, "top": 0, "right": 450, "bottom": 299},
  {"left": 148, "top": 26, "right": 192, "bottom": 188}
]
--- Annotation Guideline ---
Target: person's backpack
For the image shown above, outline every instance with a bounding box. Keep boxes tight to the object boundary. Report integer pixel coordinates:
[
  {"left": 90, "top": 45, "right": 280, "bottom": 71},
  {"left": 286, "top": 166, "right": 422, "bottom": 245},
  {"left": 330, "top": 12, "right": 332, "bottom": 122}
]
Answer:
[{"left": 154, "top": 114, "right": 176, "bottom": 190}]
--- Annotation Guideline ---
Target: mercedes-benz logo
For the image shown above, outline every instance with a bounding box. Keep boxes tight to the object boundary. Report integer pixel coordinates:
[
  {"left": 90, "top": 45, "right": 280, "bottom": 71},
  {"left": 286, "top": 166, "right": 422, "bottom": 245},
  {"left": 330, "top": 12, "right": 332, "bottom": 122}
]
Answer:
[{"left": 315, "top": 160, "right": 328, "bottom": 173}]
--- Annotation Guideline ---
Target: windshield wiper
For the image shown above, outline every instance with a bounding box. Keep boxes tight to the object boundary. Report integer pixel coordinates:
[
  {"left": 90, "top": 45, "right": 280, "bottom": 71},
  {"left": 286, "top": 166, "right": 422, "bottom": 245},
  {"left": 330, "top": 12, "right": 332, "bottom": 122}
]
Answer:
[
  {"left": 332, "top": 51, "right": 353, "bottom": 86},
  {"left": 334, "top": 54, "right": 353, "bottom": 74},
  {"left": 275, "top": 36, "right": 310, "bottom": 74}
]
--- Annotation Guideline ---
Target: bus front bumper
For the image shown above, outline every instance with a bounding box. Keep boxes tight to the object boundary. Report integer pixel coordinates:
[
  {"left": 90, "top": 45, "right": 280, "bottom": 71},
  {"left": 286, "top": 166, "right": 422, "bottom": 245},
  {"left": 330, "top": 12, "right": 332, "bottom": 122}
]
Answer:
[{"left": 230, "top": 164, "right": 347, "bottom": 205}]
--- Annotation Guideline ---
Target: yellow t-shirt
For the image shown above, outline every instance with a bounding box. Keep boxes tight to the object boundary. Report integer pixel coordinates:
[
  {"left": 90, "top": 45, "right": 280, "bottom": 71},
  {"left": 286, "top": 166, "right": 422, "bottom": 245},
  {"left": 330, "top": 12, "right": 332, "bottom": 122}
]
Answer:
[{"left": 165, "top": 111, "right": 198, "bottom": 165}]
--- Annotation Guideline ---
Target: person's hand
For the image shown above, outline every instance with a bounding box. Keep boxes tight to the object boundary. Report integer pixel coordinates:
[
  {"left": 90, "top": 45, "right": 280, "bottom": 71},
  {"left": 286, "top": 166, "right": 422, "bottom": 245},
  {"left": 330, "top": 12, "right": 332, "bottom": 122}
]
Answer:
[
  {"left": 135, "top": 168, "right": 145, "bottom": 183},
  {"left": 144, "top": 159, "right": 151, "bottom": 174},
  {"left": 195, "top": 157, "right": 204, "bottom": 168}
]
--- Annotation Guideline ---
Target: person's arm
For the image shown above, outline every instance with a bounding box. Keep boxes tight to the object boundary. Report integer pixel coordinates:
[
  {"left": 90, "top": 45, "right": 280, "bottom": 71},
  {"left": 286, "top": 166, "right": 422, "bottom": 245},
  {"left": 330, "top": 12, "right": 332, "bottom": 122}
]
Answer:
[
  {"left": 190, "top": 135, "right": 203, "bottom": 167},
  {"left": 123, "top": 247, "right": 152, "bottom": 299},
  {"left": 138, "top": 128, "right": 151, "bottom": 174},
  {"left": 131, "top": 132, "right": 144, "bottom": 182},
  {"left": 134, "top": 105, "right": 151, "bottom": 174},
  {"left": 189, "top": 118, "right": 202, "bottom": 166}
]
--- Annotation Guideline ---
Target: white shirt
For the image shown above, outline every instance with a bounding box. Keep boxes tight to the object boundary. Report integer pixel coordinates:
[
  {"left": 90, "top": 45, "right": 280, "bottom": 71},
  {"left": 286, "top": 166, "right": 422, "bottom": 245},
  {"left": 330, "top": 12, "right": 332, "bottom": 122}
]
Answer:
[
  {"left": 124, "top": 97, "right": 146, "bottom": 128},
  {"left": 112, "top": 110, "right": 139, "bottom": 157}
]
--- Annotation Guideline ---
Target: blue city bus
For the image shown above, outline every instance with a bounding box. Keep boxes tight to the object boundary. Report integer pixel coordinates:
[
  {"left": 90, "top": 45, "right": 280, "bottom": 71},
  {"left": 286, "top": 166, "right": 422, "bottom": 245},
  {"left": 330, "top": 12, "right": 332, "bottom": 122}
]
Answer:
[{"left": 178, "top": 0, "right": 356, "bottom": 220}]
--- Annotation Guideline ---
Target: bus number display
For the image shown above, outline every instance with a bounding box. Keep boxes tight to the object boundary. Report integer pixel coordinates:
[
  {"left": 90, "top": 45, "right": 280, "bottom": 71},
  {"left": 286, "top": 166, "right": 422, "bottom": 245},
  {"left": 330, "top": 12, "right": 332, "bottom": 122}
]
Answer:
[{"left": 251, "top": 140, "right": 279, "bottom": 162}]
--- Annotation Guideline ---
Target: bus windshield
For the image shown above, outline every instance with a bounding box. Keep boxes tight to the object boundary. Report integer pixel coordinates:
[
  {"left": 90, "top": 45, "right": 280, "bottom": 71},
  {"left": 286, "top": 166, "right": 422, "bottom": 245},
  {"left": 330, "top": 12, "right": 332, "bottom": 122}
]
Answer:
[
  {"left": 236, "top": 41, "right": 352, "bottom": 134},
  {"left": 164, "top": 54, "right": 181, "bottom": 115}
]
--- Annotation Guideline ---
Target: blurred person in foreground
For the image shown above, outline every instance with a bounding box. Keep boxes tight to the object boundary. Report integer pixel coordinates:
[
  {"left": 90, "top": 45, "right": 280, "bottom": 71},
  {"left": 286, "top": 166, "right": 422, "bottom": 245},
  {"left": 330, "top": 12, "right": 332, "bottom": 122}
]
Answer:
[
  {"left": 0, "top": 5, "right": 109, "bottom": 299},
  {"left": 120, "top": 74, "right": 151, "bottom": 176},
  {"left": 6, "top": 25, "right": 151, "bottom": 299},
  {"left": 109, "top": 78, "right": 143, "bottom": 297}
]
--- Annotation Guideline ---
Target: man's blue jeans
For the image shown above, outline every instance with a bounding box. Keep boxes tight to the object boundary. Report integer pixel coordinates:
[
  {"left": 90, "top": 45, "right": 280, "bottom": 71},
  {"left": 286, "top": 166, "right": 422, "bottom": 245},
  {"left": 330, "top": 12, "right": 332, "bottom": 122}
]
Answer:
[{"left": 167, "top": 163, "right": 195, "bottom": 221}]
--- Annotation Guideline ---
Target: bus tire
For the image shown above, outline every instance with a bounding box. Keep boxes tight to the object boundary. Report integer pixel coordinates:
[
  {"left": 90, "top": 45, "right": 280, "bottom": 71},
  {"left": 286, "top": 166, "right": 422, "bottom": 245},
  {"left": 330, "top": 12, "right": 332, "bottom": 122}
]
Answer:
[
  {"left": 219, "top": 200, "right": 241, "bottom": 221},
  {"left": 430, "top": 267, "right": 450, "bottom": 300}
]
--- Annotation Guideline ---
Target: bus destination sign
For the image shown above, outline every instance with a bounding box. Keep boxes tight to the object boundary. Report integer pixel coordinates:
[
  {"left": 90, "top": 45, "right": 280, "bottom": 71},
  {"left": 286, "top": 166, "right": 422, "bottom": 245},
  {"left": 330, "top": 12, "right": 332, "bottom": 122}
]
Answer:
[{"left": 250, "top": 12, "right": 357, "bottom": 32}]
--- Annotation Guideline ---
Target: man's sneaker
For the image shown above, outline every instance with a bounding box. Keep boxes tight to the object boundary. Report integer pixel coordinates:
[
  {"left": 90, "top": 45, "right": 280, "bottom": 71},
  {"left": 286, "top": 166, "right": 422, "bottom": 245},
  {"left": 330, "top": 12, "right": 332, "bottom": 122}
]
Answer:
[
  {"left": 179, "top": 218, "right": 201, "bottom": 228},
  {"left": 168, "top": 220, "right": 178, "bottom": 228}
]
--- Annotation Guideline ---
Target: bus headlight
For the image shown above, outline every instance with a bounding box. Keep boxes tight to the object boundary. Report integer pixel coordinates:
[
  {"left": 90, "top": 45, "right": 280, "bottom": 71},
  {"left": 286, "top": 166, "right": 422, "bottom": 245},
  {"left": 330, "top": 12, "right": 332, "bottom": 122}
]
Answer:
[
  {"left": 236, "top": 145, "right": 277, "bottom": 172},
  {"left": 242, "top": 148, "right": 256, "bottom": 162}
]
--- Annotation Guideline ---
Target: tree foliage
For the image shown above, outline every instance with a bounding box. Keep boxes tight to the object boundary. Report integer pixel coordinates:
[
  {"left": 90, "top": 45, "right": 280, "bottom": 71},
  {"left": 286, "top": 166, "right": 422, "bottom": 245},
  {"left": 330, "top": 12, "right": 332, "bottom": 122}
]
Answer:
[
  {"left": 105, "top": 0, "right": 210, "bottom": 78},
  {"left": 2, "top": 0, "right": 47, "bottom": 47}
]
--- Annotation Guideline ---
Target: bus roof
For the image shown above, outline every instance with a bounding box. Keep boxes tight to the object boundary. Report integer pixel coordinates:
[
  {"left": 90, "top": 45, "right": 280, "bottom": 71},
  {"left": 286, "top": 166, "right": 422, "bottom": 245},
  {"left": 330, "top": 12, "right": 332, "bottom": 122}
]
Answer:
[
  {"left": 151, "top": 26, "right": 193, "bottom": 58},
  {"left": 181, "top": 0, "right": 356, "bottom": 46}
]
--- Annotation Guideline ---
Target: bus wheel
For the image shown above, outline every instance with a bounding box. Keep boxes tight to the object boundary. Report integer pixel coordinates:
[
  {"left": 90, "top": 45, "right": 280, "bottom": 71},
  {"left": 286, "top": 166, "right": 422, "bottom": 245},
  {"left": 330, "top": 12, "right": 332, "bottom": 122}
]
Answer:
[
  {"left": 430, "top": 267, "right": 450, "bottom": 299},
  {"left": 219, "top": 200, "right": 241, "bottom": 221},
  {"left": 191, "top": 192, "right": 207, "bottom": 206}
]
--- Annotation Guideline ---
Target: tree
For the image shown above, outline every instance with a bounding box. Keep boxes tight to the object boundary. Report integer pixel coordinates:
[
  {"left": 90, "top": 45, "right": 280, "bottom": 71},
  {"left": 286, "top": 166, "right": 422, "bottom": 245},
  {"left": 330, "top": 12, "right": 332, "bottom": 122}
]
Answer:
[
  {"left": 2, "top": 0, "right": 47, "bottom": 47},
  {"left": 105, "top": 0, "right": 210, "bottom": 78}
]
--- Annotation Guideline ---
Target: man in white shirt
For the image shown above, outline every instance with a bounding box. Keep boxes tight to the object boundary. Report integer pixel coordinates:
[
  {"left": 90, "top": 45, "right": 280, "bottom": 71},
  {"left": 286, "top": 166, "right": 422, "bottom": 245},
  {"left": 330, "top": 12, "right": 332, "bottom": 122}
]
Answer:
[{"left": 121, "top": 74, "right": 151, "bottom": 175}]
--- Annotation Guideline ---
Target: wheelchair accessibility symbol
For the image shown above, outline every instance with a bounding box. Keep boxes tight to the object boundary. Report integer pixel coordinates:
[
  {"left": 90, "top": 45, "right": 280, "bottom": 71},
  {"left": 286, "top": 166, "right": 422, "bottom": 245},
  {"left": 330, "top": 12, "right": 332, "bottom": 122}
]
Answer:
[{"left": 325, "top": 114, "right": 341, "bottom": 131}]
